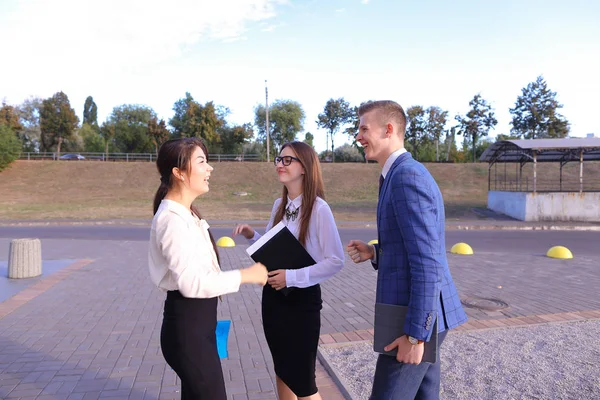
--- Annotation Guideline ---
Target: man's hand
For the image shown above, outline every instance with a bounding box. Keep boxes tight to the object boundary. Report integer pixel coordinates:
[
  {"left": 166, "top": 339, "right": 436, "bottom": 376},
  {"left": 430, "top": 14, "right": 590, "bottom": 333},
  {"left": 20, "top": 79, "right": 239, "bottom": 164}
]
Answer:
[
  {"left": 267, "top": 269, "right": 287, "bottom": 290},
  {"left": 385, "top": 335, "right": 424, "bottom": 364},
  {"left": 347, "top": 240, "right": 375, "bottom": 263}
]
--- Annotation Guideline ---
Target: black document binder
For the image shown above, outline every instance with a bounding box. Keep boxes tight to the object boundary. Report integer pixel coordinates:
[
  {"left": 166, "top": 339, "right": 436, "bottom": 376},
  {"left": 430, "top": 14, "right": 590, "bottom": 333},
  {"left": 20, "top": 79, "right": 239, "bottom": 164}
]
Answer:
[{"left": 246, "top": 221, "right": 315, "bottom": 295}]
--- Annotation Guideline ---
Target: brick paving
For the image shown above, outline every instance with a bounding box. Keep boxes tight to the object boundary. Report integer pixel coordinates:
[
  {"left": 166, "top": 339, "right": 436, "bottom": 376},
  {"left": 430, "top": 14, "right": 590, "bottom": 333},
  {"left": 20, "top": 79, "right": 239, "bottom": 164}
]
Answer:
[{"left": 0, "top": 237, "right": 599, "bottom": 399}]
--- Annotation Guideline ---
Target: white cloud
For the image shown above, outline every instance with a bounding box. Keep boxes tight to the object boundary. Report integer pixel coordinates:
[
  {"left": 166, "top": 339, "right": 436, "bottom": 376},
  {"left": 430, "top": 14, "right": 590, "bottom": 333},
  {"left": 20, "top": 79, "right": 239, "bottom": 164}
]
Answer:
[
  {"left": 0, "top": 0, "right": 286, "bottom": 101},
  {"left": 335, "top": 8, "right": 346, "bottom": 13},
  {"left": 361, "top": 0, "right": 370, "bottom": 4},
  {"left": 261, "top": 23, "right": 286, "bottom": 32}
]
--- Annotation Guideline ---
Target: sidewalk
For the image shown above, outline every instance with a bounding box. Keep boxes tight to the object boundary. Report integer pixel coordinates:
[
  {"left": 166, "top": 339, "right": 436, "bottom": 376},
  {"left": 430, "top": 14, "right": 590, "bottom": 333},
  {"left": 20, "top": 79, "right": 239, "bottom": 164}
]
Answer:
[
  {"left": 1, "top": 217, "right": 599, "bottom": 231},
  {"left": 1, "top": 236, "right": 600, "bottom": 399}
]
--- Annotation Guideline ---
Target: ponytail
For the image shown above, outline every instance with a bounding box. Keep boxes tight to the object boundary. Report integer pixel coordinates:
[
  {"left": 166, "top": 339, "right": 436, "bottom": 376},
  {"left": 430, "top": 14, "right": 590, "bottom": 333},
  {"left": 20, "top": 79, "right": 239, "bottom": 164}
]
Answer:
[{"left": 153, "top": 179, "right": 169, "bottom": 215}]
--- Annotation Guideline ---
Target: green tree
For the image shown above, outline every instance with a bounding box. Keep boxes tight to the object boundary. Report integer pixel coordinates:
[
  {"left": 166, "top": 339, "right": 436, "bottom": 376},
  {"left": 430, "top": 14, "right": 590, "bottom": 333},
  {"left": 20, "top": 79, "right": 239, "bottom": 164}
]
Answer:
[
  {"left": 405, "top": 106, "right": 427, "bottom": 160},
  {"left": 17, "top": 97, "right": 42, "bottom": 152},
  {"left": 79, "top": 123, "right": 105, "bottom": 153},
  {"left": 169, "top": 93, "right": 225, "bottom": 147},
  {"left": 242, "top": 141, "right": 266, "bottom": 160},
  {"left": 334, "top": 143, "right": 364, "bottom": 162},
  {"left": 455, "top": 94, "right": 497, "bottom": 163},
  {"left": 170, "top": 92, "right": 196, "bottom": 138},
  {"left": 0, "top": 101, "right": 23, "bottom": 132},
  {"left": 108, "top": 104, "right": 156, "bottom": 153},
  {"left": 496, "top": 133, "right": 521, "bottom": 141},
  {"left": 147, "top": 117, "right": 171, "bottom": 155},
  {"left": 425, "top": 106, "right": 448, "bottom": 162},
  {"left": 83, "top": 96, "right": 99, "bottom": 128},
  {"left": 443, "top": 125, "right": 461, "bottom": 162},
  {"left": 343, "top": 106, "right": 365, "bottom": 161},
  {"left": 100, "top": 122, "right": 116, "bottom": 158},
  {"left": 510, "top": 76, "right": 569, "bottom": 139},
  {"left": 344, "top": 106, "right": 359, "bottom": 138},
  {"left": 217, "top": 123, "right": 253, "bottom": 154},
  {"left": 460, "top": 135, "right": 493, "bottom": 162},
  {"left": 0, "top": 125, "right": 22, "bottom": 171},
  {"left": 39, "top": 91, "right": 80, "bottom": 155},
  {"left": 316, "top": 98, "right": 353, "bottom": 162},
  {"left": 196, "top": 101, "right": 224, "bottom": 147},
  {"left": 303, "top": 131, "right": 314, "bottom": 148},
  {"left": 255, "top": 100, "right": 305, "bottom": 153}
]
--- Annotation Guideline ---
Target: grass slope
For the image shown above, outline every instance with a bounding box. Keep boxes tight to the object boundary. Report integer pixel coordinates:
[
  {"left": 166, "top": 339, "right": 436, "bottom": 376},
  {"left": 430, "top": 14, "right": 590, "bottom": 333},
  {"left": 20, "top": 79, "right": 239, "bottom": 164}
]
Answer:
[{"left": 1, "top": 160, "right": 597, "bottom": 222}]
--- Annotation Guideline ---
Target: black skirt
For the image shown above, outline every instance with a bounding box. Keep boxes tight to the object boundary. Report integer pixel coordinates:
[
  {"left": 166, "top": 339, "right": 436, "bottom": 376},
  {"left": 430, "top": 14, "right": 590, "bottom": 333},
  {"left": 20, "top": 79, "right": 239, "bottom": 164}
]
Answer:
[
  {"left": 160, "top": 290, "right": 226, "bottom": 400},
  {"left": 262, "top": 283, "right": 322, "bottom": 397}
]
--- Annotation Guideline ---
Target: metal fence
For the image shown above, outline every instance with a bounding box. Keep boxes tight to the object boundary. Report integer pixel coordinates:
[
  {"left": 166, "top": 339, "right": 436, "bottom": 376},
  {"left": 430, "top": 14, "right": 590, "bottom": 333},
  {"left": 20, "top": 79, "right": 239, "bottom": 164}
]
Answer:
[
  {"left": 17, "top": 152, "right": 263, "bottom": 162},
  {"left": 490, "top": 177, "right": 600, "bottom": 192}
]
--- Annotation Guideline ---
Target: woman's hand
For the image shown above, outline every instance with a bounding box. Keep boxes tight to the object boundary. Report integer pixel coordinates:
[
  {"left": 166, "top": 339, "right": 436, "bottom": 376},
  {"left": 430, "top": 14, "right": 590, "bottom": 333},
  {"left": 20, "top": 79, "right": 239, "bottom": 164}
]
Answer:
[
  {"left": 240, "top": 262, "right": 268, "bottom": 286},
  {"left": 267, "top": 270, "right": 287, "bottom": 290},
  {"left": 233, "top": 224, "right": 255, "bottom": 240}
]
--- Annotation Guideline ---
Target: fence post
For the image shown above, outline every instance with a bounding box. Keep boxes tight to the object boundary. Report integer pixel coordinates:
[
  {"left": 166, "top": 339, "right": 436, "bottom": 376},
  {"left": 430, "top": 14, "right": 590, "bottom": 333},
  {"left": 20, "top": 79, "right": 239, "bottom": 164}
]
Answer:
[{"left": 580, "top": 150, "right": 583, "bottom": 194}]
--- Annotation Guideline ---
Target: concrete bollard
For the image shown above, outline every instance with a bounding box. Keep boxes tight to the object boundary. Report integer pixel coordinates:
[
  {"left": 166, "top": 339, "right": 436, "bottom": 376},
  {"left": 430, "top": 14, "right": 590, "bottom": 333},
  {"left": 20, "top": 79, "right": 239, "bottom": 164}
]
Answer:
[{"left": 8, "top": 238, "right": 42, "bottom": 279}]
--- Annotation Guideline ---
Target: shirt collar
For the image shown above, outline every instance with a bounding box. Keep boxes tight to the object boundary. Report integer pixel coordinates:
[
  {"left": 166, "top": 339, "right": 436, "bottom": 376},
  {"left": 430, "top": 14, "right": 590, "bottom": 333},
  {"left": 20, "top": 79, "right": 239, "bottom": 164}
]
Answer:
[
  {"left": 161, "top": 199, "right": 206, "bottom": 227},
  {"left": 286, "top": 194, "right": 303, "bottom": 210},
  {"left": 381, "top": 148, "right": 407, "bottom": 179}
]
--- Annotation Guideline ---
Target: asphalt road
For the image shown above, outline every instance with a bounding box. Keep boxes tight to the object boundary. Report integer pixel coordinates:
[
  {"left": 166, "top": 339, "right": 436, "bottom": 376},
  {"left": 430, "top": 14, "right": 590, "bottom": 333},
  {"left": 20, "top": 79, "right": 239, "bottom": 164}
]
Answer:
[{"left": 0, "top": 225, "right": 598, "bottom": 257}]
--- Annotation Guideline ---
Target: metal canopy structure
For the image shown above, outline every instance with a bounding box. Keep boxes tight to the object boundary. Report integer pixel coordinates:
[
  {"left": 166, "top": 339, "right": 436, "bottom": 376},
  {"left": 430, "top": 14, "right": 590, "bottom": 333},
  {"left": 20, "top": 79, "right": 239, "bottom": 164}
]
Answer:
[{"left": 479, "top": 138, "right": 600, "bottom": 192}]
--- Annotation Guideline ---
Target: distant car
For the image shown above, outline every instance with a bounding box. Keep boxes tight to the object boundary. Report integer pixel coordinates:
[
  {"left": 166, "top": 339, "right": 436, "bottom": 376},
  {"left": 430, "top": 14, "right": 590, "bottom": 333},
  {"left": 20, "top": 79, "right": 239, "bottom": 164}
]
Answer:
[{"left": 59, "top": 153, "right": 86, "bottom": 161}]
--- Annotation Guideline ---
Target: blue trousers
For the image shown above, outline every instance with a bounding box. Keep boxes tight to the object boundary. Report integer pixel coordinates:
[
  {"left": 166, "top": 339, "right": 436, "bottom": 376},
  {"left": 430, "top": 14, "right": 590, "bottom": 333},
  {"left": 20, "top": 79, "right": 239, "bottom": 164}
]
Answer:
[{"left": 370, "top": 330, "right": 448, "bottom": 400}]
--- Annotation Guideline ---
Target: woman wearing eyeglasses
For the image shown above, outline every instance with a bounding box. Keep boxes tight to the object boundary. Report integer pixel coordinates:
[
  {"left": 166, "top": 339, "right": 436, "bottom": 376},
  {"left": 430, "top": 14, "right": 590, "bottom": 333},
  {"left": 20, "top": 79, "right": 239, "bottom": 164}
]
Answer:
[{"left": 233, "top": 141, "right": 345, "bottom": 400}]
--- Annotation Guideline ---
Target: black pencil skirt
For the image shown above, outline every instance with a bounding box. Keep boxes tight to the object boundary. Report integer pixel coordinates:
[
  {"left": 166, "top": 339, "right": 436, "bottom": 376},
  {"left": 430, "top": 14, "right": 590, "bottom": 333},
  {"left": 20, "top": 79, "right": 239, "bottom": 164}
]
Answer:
[
  {"left": 160, "top": 290, "right": 226, "bottom": 400},
  {"left": 262, "top": 284, "right": 323, "bottom": 397}
]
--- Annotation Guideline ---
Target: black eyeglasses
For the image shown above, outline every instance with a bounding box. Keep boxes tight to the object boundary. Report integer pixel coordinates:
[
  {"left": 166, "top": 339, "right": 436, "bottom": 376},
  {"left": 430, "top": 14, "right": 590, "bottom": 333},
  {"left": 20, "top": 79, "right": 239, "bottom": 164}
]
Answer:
[{"left": 274, "top": 156, "right": 300, "bottom": 166}]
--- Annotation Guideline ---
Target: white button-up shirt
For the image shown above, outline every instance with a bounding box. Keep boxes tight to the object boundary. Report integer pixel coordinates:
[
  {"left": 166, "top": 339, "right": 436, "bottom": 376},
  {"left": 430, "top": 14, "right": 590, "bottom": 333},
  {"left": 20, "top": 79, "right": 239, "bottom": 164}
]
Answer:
[
  {"left": 148, "top": 199, "right": 241, "bottom": 298},
  {"left": 381, "top": 147, "right": 407, "bottom": 179},
  {"left": 250, "top": 196, "right": 344, "bottom": 288}
]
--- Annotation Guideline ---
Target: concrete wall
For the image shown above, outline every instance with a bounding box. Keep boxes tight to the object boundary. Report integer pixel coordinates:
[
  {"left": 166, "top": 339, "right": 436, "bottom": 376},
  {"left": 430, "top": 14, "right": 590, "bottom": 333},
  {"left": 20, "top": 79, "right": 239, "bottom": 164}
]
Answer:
[{"left": 487, "top": 191, "right": 600, "bottom": 222}]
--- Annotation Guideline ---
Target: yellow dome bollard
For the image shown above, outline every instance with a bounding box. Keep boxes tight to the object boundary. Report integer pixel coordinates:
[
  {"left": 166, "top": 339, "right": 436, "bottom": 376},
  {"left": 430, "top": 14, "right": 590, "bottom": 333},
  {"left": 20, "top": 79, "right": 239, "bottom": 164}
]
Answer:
[
  {"left": 450, "top": 243, "right": 473, "bottom": 255},
  {"left": 216, "top": 236, "right": 236, "bottom": 247},
  {"left": 368, "top": 239, "right": 378, "bottom": 246},
  {"left": 546, "top": 246, "right": 573, "bottom": 259}
]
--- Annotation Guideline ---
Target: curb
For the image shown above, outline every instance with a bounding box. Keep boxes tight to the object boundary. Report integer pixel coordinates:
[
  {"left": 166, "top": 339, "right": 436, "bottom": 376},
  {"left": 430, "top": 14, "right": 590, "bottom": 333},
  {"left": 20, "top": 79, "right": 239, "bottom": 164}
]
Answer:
[
  {"left": 1, "top": 220, "right": 599, "bottom": 231},
  {"left": 317, "top": 346, "right": 357, "bottom": 400},
  {"left": 446, "top": 224, "right": 600, "bottom": 231}
]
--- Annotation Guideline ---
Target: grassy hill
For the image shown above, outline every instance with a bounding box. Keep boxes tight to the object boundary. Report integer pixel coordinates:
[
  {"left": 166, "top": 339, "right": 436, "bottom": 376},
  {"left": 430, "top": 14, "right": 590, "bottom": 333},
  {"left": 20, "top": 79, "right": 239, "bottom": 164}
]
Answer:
[{"left": 1, "top": 160, "right": 597, "bottom": 222}]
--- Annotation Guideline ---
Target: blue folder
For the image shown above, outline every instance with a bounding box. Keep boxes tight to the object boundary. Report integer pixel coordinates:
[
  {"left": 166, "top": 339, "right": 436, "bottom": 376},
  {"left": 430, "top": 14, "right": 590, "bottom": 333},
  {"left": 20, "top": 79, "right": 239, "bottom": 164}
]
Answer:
[{"left": 216, "top": 320, "right": 231, "bottom": 359}]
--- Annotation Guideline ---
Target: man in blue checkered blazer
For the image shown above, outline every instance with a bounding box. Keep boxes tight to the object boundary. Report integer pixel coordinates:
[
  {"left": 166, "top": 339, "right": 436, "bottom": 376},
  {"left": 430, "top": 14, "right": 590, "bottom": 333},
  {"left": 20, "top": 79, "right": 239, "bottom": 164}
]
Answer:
[{"left": 348, "top": 100, "right": 467, "bottom": 400}]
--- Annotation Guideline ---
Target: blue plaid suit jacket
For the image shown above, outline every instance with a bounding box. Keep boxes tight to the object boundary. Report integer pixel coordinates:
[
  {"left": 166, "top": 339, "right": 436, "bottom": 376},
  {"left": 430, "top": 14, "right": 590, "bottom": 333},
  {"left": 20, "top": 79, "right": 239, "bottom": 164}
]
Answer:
[{"left": 374, "top": 152, "right": 467, "bottom": 341}]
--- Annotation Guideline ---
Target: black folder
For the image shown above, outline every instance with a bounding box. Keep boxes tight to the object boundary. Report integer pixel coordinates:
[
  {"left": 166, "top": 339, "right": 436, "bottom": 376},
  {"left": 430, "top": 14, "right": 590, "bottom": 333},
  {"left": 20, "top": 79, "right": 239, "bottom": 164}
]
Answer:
[
  {"left": 245, "top": 221, "right": 315, "bottom": 296},
  {"left": 373, "top": 303, "right": 438, "bottom": 363}
]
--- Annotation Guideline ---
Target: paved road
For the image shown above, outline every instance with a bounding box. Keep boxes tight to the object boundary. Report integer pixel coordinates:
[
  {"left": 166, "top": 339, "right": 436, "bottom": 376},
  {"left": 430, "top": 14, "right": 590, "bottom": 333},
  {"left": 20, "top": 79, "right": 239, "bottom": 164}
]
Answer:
[
  {"left": 0, "top": 226, "right": 598, "bottom": 399},
  {"left": 0, "top": 225, "right": 598, "bottom": 256}
]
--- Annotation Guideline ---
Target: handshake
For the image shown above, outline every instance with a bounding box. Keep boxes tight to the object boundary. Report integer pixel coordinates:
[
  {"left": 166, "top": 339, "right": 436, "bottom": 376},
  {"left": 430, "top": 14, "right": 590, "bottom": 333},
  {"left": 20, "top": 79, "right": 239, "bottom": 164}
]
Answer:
[{"left": 240, "top": 262, "right": 268, "bottom": 286}]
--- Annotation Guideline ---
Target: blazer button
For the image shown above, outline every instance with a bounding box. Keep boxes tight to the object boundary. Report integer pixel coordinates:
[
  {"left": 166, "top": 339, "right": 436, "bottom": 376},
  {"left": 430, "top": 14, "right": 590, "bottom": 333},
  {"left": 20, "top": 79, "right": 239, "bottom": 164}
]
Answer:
[{"left": 379, "top": 248, "right": 383, "bottom": 255}]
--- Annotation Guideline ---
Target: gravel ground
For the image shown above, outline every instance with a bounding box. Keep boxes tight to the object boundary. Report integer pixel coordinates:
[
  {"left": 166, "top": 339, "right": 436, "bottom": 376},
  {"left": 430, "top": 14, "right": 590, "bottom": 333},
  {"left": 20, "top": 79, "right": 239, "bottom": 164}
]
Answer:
[{"left": 320, "top": 320, "right": 600, "bottom": 400}]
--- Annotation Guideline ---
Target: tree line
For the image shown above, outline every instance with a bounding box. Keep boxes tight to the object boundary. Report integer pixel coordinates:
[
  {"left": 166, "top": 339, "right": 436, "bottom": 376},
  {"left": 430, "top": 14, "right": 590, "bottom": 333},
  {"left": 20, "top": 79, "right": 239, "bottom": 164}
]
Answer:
[{"left": 0, "top": 75, "right": 570, "bottom": 170}]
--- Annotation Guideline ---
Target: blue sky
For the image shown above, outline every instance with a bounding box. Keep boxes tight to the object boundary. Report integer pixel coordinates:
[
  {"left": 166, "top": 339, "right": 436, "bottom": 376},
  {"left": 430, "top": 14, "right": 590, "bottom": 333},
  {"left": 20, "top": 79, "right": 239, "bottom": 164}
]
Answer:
[{"left": 1, "top": 0, "right": 599, "bottom": 152}]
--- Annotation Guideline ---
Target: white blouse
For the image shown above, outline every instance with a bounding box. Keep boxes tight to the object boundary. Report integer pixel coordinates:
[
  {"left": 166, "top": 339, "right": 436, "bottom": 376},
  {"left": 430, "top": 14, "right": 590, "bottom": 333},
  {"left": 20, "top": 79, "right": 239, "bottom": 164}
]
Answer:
[
  {"left": 250, "top": 195, "right": 344, "bottom": 288},
  {"left": 148, "top": 199, "right": 241, "bottom": 298}
]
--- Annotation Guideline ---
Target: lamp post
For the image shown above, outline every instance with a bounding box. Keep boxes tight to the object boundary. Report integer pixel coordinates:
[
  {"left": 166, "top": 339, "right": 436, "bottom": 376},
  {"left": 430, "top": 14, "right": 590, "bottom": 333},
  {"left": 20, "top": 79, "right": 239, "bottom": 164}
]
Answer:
[{"left": 265, "top": 80, "right": 270, "bottom": 163}]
